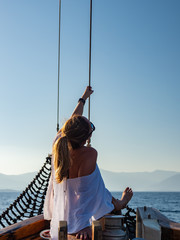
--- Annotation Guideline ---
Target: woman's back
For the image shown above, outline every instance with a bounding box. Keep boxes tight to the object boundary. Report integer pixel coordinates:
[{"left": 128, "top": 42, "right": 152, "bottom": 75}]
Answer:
[{"left": 69, "top": 146, "right": 97, "bottom": 179}]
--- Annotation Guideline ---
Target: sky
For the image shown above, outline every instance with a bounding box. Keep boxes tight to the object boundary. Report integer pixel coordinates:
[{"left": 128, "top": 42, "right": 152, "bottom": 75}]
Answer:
[{"left": 0, "top": 0, "right": 179, "bottom": 175}]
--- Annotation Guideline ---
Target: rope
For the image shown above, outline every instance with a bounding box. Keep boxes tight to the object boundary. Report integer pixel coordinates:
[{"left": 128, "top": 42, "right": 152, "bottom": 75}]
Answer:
[
  {"left": 57, "top": 0, "right": 92, "bottom": 126},
  {"left": 124, "top": 206, "right": 136, "bottom": 239},
  {"left": 88, "top": 0, "right": 92, "bottom": 121},
  {"left": 0, "top": 156, "right": 51, "bottom": 229},
  {"left": 57, "top": 0, "right": 62, "bottom": 132}
]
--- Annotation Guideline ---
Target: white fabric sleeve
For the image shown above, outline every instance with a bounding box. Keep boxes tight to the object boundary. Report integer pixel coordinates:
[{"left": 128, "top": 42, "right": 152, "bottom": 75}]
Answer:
[{"left": 43, "top": 173, "right": 54, "bottom": 220}]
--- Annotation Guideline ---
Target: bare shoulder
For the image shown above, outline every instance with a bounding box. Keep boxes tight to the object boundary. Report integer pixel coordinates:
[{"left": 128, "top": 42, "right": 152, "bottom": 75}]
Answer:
[
  {"left": 85, "top": 146, "right": 97, "bottom": 155},
  {"left": 78, "top": 147, "right": 98, "bottom": 177},
  {"left": 82, "top": 147, "right": 98, "bottom": 164}
]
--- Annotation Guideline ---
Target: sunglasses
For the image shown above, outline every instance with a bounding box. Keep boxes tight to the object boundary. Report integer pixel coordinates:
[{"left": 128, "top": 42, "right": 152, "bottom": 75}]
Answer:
[
  {"left": 90, "top": 122, "right": 95, "bottom": 132},
  {"left": 87, "top": 121, "right": 95, "bottom": 138}
]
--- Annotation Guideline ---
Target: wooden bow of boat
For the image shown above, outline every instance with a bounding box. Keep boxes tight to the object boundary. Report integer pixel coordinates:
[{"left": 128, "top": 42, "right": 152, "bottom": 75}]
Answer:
[
  {"left": 0, "top": 214, "right": 50, "bottom": 240},
  {"left": 136, "top": 207, "right": 180, "bottom": 240},
  {"left": 0, "top": 207, "right": 180, "bottom": 240}
]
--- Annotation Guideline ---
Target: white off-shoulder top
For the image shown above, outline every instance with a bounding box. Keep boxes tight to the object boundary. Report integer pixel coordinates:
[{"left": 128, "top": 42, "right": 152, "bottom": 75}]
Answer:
[{"left": 44, "top": 143, "right": 114, "bottom": 239}]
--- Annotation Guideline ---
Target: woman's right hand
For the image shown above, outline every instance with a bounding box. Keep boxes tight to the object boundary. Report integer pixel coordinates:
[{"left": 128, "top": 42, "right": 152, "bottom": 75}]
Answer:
[{"left": 82, "top": 86, "right": 94, "bottom": 100}]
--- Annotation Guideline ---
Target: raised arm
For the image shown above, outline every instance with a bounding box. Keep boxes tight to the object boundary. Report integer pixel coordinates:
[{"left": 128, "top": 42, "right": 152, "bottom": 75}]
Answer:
[
  {"left": 71, "top": 86, "right": 94, "bottom": 117},
  {"left": 56, "top": 86, "right": 93, "bottom": 135}
]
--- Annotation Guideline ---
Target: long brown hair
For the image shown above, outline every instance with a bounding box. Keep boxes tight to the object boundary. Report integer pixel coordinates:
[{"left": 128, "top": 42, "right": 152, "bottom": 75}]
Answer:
[{"left": 53, "top": 115, "right": 90, "bottom": 183}]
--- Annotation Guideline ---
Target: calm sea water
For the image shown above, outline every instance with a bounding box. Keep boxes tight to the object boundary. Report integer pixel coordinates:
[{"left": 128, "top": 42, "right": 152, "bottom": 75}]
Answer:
[
  {"left": 112, "top": 191, "right": 180, "bottom": 223},
  {"left": 0, "top": 191, "right": 180, "bottom": 223}
]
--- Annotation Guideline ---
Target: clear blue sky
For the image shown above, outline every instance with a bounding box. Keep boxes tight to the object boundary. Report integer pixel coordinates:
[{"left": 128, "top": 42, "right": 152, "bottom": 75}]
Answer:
[{"left": 0, "top": 0, "right": 179, "bottom": 174}]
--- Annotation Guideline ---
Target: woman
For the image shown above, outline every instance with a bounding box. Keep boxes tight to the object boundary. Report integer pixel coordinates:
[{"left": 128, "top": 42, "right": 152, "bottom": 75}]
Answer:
[{"left": 44, "top": 86, "right": 133, "bottom": 240}]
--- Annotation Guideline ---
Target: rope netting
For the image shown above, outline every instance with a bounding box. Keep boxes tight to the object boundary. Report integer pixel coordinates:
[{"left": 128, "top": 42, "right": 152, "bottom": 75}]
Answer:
[
  {"left": 0, "top": 155, "right": 136, "bottom": 239},
  {"left": 0, "top": 155, "right": 51, "bottom": 229},
  {"left": 124, "top": 206, "right": 136, "bottom": 239}
]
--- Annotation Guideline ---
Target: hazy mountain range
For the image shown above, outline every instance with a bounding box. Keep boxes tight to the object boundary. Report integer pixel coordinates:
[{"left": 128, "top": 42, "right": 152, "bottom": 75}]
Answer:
[
  {"left": 0, "top": 169, "right": 180, "bottom": 192},
  {"left": 100, "top": 169, "right": 180, "bottom": 191}
]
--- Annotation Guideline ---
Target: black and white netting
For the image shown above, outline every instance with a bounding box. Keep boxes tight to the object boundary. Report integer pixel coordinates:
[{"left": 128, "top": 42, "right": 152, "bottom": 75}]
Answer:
[{"left": 0, "top": 155, "right": 51, "bottom": 228}]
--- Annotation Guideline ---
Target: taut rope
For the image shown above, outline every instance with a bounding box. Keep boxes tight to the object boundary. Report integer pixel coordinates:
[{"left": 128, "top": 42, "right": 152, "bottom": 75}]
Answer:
[
  {"left": 57, "top": 0, "right": 62, "bottom": 132},
  {"left": 88, "top": 0, "right": 93, "bottom": 122}
]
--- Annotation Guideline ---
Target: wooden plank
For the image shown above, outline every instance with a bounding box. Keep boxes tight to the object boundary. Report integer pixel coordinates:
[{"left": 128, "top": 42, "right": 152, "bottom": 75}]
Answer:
[
  {"left": 92, "top": 221, "right": 102, "bottom": 240},
  {"left": 0, "top": 215, "right": 50, "bottom": 240},
  {"left": 136, "top": 208, "right": 142, "bottom": 238},
  {"left": 58, "top": 221, "right": 67, "bottom": 240},
  {"left": 142, "top": 219, "right": 161, "bottom": 240},
  {"left": 0, "top": 215, "right": 43, "bottom": 235},
  {"left": 14, "top": 219, "right": 48, "bottom": 239}
]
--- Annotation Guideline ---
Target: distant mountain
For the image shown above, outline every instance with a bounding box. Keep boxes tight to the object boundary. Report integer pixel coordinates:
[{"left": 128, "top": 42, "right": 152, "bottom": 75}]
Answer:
[
  {"left": 150, "top": 173, "right": 180, "bottom": 191},
  {"left": 0, "top": 172, "right": 37, "bottom": 191},
  {"left": 0, "top": 169, "right": 179, "bottom": 192},
  {"left": 0, "top": 189, "right": 19, "bottom": 192},
  {"left": 100, "top": 169, "right": 179, "bottom": 191}
]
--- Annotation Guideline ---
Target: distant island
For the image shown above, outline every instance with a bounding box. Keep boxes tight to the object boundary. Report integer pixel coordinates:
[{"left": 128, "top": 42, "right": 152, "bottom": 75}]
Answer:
[{"left": 0, "top": 169, "right": 180, "bottom": 192}]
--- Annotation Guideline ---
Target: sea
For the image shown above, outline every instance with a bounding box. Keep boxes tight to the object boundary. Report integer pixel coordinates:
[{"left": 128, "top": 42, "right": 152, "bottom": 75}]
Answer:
[
  {"left": 0, "top": 191, "right": 180, "bottom": 224},
  {"left": 112, "top": 191, "right": 180, "bottom": 223}
]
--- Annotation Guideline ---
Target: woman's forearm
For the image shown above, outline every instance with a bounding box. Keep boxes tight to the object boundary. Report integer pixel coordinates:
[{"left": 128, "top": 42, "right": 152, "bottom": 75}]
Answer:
[
  {"left": 71, "top": 101, "right": 85, "bottom": 116},
  {"left": 56, "top": 87, "right": 93, "bottom": 134},
  {"left": 71, "top": 86, "right": 93, "bottom": 117}
]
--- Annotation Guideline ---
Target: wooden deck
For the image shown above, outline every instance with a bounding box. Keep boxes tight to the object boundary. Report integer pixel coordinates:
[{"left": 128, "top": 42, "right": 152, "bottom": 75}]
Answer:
[
  {"left": 0, "top": 215, "right": 50, "bottom": 240},
  {"left": 0, "top": 215, "right": 83, "bottom": 240},
  {"left": 0, "top": 215, "right": 102, "bottom": 240}
]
